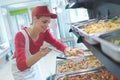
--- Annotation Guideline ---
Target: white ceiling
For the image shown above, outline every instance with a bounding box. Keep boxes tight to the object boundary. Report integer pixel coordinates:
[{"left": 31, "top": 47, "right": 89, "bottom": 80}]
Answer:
[
  {"left": 0, "top": 0, "right": 50, "bottom": 6},
  {"left": 0, "top": 0, "right": 51, "bottom": 10},
  {"left": 0, "top": 0, "right": 66, "bottom": 11},
  {"left": 0, "top": 0, "right": 33, "bottom": 6}
]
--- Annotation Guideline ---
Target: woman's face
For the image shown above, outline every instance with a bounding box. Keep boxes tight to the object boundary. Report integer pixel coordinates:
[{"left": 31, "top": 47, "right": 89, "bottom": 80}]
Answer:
[{"left": 33, "top": 16, "right": 51, "bottom": 33}]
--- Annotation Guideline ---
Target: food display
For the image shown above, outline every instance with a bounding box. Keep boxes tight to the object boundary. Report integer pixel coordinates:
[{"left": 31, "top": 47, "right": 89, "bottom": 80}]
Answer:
[
  {"left": 65, "top": 47, "right": 93, "bottom": 57},
  {"left": 84, "top": 21, "right": 120, "bottom": 34},
  {"left": 59, "top": 44, "right": 93, "bottom": 58},
  {"left": 83, "top": 50, "right": 93, "bottom": 56},
  {"left": 56, "top": 68, "right": 117, "bottom": 80},
  {"left": 72, "top": 18, "right": 120, "bottom": 45},
  {"left": 64, "top": 18, "right": 120, "bottom": 80},
  {"left": 65, "top": 48, "right": 84, "bottom": 57},
  {"left": 56, "top": 56, "right": 104, "bottom": 74},
  {"left": 79, "top": 18, "right": 120, "bottom": 34}
]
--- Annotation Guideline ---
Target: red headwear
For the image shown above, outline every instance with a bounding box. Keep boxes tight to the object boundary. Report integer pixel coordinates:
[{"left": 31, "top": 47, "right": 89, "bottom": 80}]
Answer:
[{"left": 32, "top": 6, "right": 57, "bottom": 19}]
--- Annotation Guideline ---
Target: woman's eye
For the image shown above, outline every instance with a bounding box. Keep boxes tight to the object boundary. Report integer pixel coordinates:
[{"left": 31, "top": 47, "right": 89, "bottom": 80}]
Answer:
[
  {"left": 42, "top": 21, "right": 48, "bottom": 23},
  {"left": 42, "top": 20, "right": 50, "bottom": 24}
]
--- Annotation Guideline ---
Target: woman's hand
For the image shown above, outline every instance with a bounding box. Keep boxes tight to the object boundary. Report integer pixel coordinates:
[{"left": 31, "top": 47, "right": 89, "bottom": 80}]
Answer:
[
  {"left": 26, "top": 46, "right": 51, "bottom": 67},
  {"left": 38, "top": 46, "right": 51, "bottom": 57},
  {"left": 64, "top": 47, "right": 84, "bottom": 57}
]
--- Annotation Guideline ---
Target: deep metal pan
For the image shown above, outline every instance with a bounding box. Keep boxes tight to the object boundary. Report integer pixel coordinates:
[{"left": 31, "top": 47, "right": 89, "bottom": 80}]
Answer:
[
  {"left": 93, "top": 29, "right": 120, "bottom": 62},
  {"left": 55, "top": 56, "right": 104, "bottom": 75},
  {"left": 55, "top": 67, "right": 116, "bottom": 80}
]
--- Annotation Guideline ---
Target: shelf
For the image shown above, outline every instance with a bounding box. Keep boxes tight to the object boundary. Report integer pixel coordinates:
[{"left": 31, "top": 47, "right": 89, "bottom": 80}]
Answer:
[{"left": 71, "top": 30, "right": 120, "bottom": 80}]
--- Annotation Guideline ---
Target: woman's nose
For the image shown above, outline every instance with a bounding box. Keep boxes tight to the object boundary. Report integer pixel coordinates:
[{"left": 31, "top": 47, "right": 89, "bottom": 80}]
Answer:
[{"left": 45, "top": 23, "right": 49, "bottom": 27}]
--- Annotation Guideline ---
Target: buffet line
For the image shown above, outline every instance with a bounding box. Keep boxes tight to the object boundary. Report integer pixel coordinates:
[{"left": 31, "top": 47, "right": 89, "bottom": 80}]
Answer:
[
  {"left": 54, "top": 44, "right": 117, "bottom": 80},
  {"left": 52, "top": 18, "right": 120, "bottom": 80},
  {"left": 71, "top": 18, "right": 120, "bottom": 62}
]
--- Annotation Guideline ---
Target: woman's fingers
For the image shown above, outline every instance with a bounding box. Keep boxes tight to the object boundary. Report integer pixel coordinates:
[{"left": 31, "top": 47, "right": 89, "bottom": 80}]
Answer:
[
  {"left": 39, "top": 46, "right": 51, "bottom": 57},
  {"left": 65, "top": 48, "right": 84, "bottom": 56}
]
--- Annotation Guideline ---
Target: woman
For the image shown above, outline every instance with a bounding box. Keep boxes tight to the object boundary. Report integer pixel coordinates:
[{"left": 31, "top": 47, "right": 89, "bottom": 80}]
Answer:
[
  {"left": 11, "top": 6, "right": 69, "bottom": 80},
  {"left": 11, "top": 6, "right": 82, "bottom": 80}
]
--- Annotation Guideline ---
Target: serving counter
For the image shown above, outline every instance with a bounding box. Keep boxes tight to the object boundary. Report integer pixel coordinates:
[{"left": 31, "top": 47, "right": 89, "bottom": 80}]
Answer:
[{"left": 72, "top": 30, "right": 120, "bottom": 80}]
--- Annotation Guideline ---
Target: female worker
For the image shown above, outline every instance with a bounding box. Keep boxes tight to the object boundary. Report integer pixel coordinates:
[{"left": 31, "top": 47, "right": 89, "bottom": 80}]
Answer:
[{"left": 11, "top": 6, "right": 82, "bottom": 80}]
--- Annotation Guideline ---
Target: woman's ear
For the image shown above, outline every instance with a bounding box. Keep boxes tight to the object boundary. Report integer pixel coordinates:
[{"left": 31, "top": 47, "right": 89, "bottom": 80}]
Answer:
[
  {"left": 33, "top": 16, "right": 37, "bottom": 20},
  {"left": 32, "top": 17, "right": 38, "bottom": 23}
]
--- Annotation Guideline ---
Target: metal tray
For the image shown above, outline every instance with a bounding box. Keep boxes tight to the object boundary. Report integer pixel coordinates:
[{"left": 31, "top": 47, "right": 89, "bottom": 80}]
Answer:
[
  {"left": 93, "top": 29, "right": 120, "bottom": 62},
  {"left": 70, "top": 19, "right": 97, "bottom": 27},
  {"left": 72, "top": 21, "right": 105, "bottom": 45},
  {"left": 55, "top": 67, "right": 117, "bottom": 80},
  {"left": 56, "top": 56, "right": 104, "bottom": 75},
  {"left": 65, "top": 49, "right": 93, "bottom": 58},
  {"left": 56, "top": 50, "right": 94, "bottom": 61},
  {"left": 72, "top": 19, "right": 120, "bottom": 45}
]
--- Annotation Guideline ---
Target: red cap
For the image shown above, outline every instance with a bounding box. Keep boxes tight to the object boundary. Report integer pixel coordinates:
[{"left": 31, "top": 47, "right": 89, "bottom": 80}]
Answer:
[{"left": 32, "top": 6, "right": 57, "bottom": 19}]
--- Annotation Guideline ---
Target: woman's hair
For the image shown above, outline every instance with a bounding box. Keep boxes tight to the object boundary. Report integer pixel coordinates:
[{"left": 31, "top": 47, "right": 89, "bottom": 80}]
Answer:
[
  {"left": 36, "top": 15, "right": 41, "bottom": 19},
  {"left": 31, "top": 15, "right": 41, "bottom": 25}
]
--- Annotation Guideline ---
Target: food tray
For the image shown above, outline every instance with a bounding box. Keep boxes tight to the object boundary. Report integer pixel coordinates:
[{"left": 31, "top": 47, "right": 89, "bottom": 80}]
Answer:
[
  {"left": 72, "top": 22, "right": 104, "bottom": 45},
  {"left": 55, "top": 67, "right": 117, "bottom": 80},
  {"left": 56, "top": 49, "right": 94, "bottom": 63},
  {"left": 71, "top": 19, "right": 98, "bottom": 35},
  {"left": 71, "top": 19, "right": 97, "bottom": 30},
  {"left": 72, "top": 18, "right": 120, "bottom": 45},
  {"left": 56, "top": 56, "right": 104, "bottom": 75},
  {"left": 83, "top": 50, "right": 93, "bottom": 56},
  {"left": 93, "top": 29, "right": 120, "bottom": 62},
  {"left": 57, "top": 50, "right": 94, "bottom": 61},
  {"left": 65, "top": 48, "right": 93, "bottom": 58}
]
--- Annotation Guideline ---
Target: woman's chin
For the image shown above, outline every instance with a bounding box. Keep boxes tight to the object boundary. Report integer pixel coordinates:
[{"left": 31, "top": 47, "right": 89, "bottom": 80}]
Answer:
[{"left": 41, "top": 30, "right": 46, "bottom": 33}]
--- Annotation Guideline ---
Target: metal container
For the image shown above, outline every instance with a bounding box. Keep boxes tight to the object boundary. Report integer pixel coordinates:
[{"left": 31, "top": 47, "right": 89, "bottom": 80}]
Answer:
[
  {"left": 93, "top": 29, "right": 120, "bottom": 62},
  {"left": 83, "top": 50, "right": 93, "bottom": 56},
  {"left": 56, "top": 56, "right": 104, "bottom": 75},
  {"left": 75, "top": 26, "right": 103, "bottom": 44},
  {"left": 72, "top": 20, "right": 105, "bottom": 45},
  {"left": 55, "top": 67, "right": 116, "bottom": 80},
  {"left": 72, "top": 18, "right": 120, "bottom": 45}
]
